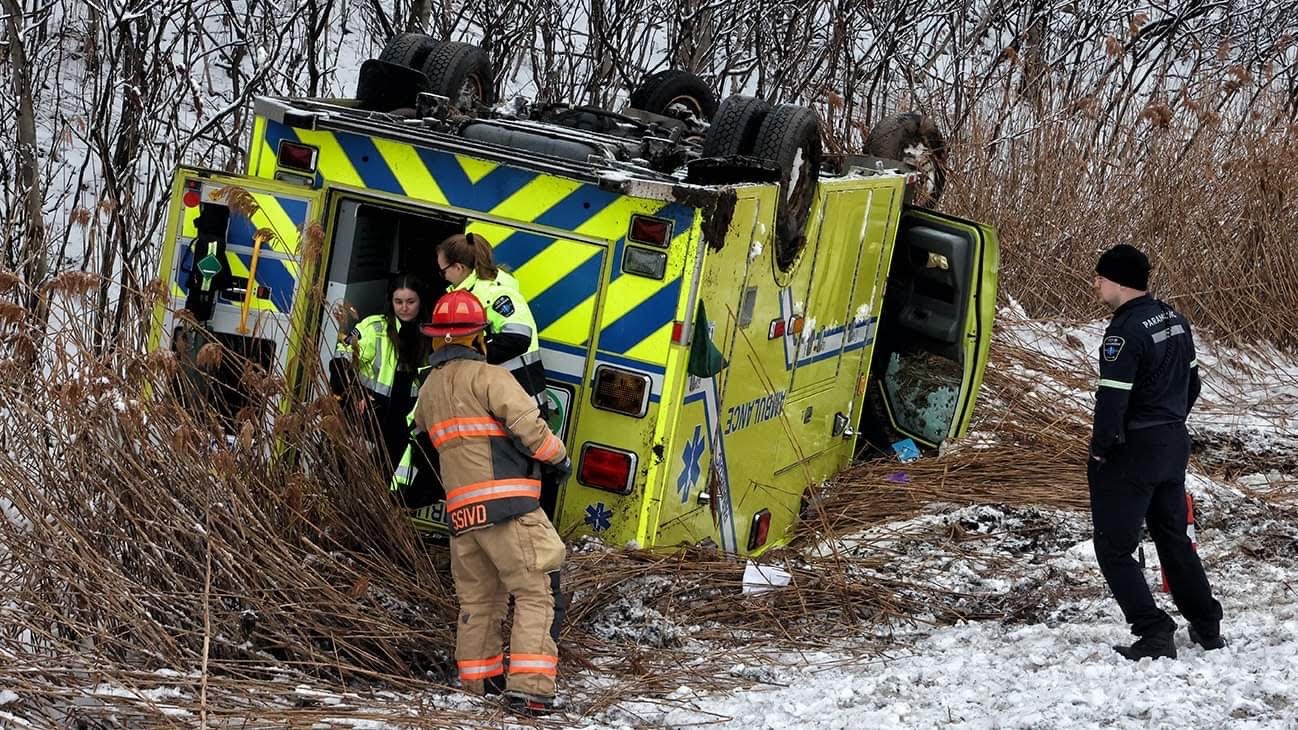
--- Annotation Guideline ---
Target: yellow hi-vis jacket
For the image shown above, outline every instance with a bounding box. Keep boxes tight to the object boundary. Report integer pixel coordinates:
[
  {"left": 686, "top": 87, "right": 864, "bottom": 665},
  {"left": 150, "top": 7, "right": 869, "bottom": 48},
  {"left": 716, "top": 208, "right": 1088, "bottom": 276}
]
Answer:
[
  {"left": 335, "top": 313, "right": 419, "bottom": 399},
  {"left": 450, "top": 270, "right": 546, "bottom": 402}
]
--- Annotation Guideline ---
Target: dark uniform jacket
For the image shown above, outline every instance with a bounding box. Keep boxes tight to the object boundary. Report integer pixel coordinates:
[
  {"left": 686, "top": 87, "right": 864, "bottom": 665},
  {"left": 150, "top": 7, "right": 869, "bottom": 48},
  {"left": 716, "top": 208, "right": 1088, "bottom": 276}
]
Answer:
[
  {"left": 413, "top": 345, "right": 567, "bottom": 535},
  {"left": 1091, "top": 294, "right": 1201, "bottom": 459}
]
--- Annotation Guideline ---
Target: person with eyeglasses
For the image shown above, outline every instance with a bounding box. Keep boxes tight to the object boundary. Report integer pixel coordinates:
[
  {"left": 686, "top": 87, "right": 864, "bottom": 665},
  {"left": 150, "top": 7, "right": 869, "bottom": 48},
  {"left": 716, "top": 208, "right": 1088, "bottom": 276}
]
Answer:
[{"left": 436, "top": 233, "right": 549, "bottom": 414}]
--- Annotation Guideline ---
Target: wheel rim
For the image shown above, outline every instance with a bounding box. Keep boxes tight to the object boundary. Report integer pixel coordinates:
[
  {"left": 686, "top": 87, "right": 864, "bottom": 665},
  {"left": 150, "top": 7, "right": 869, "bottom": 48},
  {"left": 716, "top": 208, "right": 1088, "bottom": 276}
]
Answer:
[
  {"left": 665, "top": 94, "right": 704, "bottom": 119},
  {"left": 902, "top": 142, "right": 942, "bottom": 205},
  {"left": 455, "top": 75, "right": 485, "bottom": 111}
]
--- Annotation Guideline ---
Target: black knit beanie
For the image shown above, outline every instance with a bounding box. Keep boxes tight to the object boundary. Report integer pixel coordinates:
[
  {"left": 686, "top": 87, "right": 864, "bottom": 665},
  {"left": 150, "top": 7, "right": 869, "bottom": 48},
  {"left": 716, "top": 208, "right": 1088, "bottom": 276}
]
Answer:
[{"left": 1095, "top": 244, "right": 1150, "bottom": 290}]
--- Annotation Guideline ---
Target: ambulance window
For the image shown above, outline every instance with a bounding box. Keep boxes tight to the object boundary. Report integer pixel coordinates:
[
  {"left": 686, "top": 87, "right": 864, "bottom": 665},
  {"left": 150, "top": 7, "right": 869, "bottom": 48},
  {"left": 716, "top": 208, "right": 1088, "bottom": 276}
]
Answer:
[
  {"left": 881, "top": 349, "right": 962, "bottom": 445},
  {"left": 171, "top": 327, "right": 277, "bottom": 436}
]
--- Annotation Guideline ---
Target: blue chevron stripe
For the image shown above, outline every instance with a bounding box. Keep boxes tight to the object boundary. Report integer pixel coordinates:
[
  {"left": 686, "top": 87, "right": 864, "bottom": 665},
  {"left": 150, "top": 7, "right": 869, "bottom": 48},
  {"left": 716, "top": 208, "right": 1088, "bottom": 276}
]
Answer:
[
  {"left": 493, "top": 230, "right": 557, "bottom": 272},
  {"left": 597, "top": 280, "right": 682, "bottom": 354},
  {"left": 412, "top": 147, "right": 536, "bottom": 209},
  {"left": 531, "top": 252, "right": 604, "bottom": 334},
  {"left": 276, "top": 195, "right": 309, "bottom": 227},
  {"left": 334, "top": 131, "right": 405, "bottom": 195},
  {"left": 236, "top": 254, "right": 297, "bottom": 312},
  {"left": 533, "top": 185, "right": 623, "bottom": 230}
]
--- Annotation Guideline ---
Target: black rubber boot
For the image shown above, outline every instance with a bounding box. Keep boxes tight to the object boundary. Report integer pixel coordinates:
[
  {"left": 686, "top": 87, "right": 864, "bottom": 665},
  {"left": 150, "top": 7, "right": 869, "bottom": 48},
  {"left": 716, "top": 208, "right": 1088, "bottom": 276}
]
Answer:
[
  {"left": 1113, "top": 632, "right": 1177, "bottom": 661},
  {"left": 1189, "top": 625, "right": 1226, "bottom": 650},
  {"left": 503, "top": 690, "right": 555, "bottom": 717}
]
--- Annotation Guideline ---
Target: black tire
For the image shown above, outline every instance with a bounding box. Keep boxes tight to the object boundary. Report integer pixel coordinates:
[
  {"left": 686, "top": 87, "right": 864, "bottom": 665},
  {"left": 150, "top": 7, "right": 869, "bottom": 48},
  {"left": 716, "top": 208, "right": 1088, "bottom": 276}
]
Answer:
[
  {"left": 865, "top": 112, "right": 948, "bottom": 207},
  {"left": 420, "top": 42, "right": 496, "bottom": 112},
  {"left": 629, "top": 69, "right": 718, "bottom": 121},
  {"left": 378, "top": 32, "right": 437, "bottom": 69},
  {"left": 700, "top": 96, "right": 770, "bottom": 158},
  {"left": 753, "top": 104, "right": 822, "bottom": 270}
]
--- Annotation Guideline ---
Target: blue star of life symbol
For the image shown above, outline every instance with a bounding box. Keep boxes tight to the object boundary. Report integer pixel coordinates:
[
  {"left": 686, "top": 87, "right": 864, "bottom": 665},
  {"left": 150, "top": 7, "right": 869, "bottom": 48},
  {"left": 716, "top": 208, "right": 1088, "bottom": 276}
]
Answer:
[
  {"left": 584, "top": 502, "right": 612, "bottom": 532},
  {"left": 677, "top": 425, "right": 704, "bottom": 503}
]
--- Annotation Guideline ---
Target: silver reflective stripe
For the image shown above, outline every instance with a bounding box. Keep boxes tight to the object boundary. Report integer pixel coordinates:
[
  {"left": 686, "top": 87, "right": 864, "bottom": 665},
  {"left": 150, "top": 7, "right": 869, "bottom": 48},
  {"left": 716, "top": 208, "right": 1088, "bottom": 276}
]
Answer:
[
  {"left": 1098, "top": 378, "right": 1133, "bottom": 391},
  {"left": 446, "top": 481, "right": 541, "bottom": 510},
  {"left": 372, "top": 328, "right": 385, "bottom": 382},
  {"left": 499, "top": 349, "right": 543, "bottom": 373},
  {"left": 1190, "top": 359, "right": 1198, "bottom": 368},
  {"left": 391, "top": 463, "right": 414, "bottom": 489},
  {"left": 509, "top": 657, "right": 558, "bottom": 673},
  {"left": 500, "top": 322, "right": 534, "bottom": 338},
  {"left": 1150, "top": 324, "right": 1186, "bottom": 343},
  {"left": 360, "top": 376, "right": 392, "bottom": 397},
  {"left": 458, "top": 659, "right": 504, "bottom": 678}
]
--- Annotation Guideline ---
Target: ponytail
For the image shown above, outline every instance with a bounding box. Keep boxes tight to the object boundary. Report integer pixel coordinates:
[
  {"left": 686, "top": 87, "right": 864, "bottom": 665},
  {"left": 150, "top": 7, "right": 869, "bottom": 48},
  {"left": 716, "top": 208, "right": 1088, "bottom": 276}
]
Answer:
[{"left": 437, "top": 232, "right": 498, "bottom": 281}]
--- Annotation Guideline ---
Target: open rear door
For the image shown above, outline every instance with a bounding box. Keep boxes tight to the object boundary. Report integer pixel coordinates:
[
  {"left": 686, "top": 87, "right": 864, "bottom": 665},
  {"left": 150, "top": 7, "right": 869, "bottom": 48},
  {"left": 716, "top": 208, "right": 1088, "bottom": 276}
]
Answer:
[
  {"left": 151, "top": 167, "right": 326, "bottom": 431},
  {"left": 865, "top": 208, "right": 998, "bottom": 449}
]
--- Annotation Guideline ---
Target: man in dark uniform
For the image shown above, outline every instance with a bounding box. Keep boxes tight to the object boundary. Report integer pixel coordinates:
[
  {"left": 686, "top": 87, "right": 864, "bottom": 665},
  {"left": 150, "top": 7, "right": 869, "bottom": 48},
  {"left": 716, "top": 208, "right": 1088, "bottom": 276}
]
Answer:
[{"left": 1088, "top": 244, "right": 1225, "bottom": 660}]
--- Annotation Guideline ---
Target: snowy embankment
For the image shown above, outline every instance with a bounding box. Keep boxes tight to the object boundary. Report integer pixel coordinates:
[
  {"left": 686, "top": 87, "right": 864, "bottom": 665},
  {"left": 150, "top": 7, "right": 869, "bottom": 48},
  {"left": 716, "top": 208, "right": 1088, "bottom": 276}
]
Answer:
[
  {"left": 2, "top": 312, "right": 1294, "bottom": 728},
  {"left": 584, "top": 310, "right": 1298, "bottom": 730}
]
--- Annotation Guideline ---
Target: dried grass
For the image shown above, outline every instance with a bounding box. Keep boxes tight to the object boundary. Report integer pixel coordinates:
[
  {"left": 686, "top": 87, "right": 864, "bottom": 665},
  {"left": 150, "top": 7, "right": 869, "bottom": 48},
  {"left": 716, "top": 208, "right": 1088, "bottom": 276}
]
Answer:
[{"left": 0, "top": 281, "right": 1101, "bottom": 723}]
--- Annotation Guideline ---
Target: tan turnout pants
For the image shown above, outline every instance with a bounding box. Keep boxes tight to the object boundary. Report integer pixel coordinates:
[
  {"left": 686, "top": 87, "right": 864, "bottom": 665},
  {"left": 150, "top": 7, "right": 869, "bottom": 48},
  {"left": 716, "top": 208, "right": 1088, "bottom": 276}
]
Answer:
[{"left": 451, "top": 508, "right": 565, "bottom": 699}]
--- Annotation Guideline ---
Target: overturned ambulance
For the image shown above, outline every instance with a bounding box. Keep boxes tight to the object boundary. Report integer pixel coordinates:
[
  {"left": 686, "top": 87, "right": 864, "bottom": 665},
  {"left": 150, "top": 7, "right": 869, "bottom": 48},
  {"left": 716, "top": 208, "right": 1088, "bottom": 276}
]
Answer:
[{"left": 150, "top": 36, "right": 998, "bottom": 556}]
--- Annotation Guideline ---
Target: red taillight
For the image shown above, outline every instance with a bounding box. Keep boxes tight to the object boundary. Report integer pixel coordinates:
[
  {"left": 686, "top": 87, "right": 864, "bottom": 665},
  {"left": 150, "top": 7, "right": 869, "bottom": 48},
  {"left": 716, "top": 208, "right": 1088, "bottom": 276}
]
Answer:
[
  {"left": 578, "top": 444, "right": 636, "bottom": 494},
  {"left": 277, "top": 141, "right": 318, "bottom": 173},
  {"left": 748, "top": 509, "right": 772, "bottom": 551},
  {"left": 671, "top": 320, "right": 686, "bottom": 345},
  {"left": 628, "top": 215, "right": 672, "bottom": 247},
  {"left": 768, "top": 318, "right": 786, "bottom": 339}
]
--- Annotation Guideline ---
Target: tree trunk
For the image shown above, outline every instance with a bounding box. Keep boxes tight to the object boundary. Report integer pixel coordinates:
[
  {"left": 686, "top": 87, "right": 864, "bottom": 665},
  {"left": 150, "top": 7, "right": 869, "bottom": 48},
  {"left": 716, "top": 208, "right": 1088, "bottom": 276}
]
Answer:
[{"left": 2, "top": 0, "right": 49, "bottom": 291}]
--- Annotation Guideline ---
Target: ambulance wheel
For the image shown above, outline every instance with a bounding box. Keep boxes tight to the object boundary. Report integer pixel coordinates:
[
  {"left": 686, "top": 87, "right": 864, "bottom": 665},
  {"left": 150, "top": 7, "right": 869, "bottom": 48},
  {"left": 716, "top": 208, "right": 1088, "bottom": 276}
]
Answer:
[
  {"left": 378, "top": 32, "right": 438, "bottom": 69},
  {"left": 421, "top": 42, "right": 496, "bottom": 112},
  {"left": 700, "top": 95, "right": 770, "bottom": 158},
  {"left": 753, "top": 104, "right": 822, "bottom": 270},
  {"left": 865, "top": 112, "right": 947, "bottom": 207},
  {"left": 629, "top": 69, "right": 718, "bottom": 122}
]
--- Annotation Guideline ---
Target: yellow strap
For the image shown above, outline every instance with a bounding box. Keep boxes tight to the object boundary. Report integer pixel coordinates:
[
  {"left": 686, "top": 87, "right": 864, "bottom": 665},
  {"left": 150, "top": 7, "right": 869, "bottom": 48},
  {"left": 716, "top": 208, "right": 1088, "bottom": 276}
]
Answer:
[{"left": 238, "top": 229, "right": 273, "bottom": 334}]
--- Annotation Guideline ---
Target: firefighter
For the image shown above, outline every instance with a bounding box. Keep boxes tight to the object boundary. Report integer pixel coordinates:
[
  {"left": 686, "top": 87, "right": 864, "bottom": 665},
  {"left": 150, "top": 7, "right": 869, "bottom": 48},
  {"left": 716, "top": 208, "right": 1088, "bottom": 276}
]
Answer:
[
  {"left": 331, "top": 274, "right": 431, "bottom": 473},
  {"left": 415, "top": 289, "right": 570, "bottom": 715},
  {"left": 438, "top": 232, "right": 564, "bottom": 515},
  {"left": 1088, "top": 244, "right": 1225, "bottom": 661}
]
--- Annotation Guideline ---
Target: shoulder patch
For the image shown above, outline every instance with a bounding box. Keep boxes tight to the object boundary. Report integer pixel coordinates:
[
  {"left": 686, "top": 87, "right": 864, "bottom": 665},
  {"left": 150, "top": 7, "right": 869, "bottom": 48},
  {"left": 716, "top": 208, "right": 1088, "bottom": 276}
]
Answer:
[
  {"left": 492, "top": 295, "right": 515, "bottom": 317},
  {"left": 1102, "top": 335, "right": 1125, "bottom": 362}
]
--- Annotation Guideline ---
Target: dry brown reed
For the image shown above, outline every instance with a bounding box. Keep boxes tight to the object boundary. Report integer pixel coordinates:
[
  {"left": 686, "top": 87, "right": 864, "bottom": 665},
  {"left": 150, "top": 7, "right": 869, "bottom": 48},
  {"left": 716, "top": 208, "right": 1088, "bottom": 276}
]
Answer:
[
  {"left": 0, "top": 276, "right": 1113, "bottom": 724},
  {"left": 944, "top": 79, "right": 1298, "bottom": 351}
]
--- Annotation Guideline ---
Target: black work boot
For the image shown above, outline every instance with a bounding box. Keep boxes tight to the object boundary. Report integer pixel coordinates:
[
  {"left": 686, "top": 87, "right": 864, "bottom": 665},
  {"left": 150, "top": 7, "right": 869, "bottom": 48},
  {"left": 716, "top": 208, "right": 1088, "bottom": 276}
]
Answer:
[
  {"left": 483, "top": 675, "right": 505, "bottom": 696},
  {"left": 1113, "top": 632, "right": 1177, "bottom": 661},
  {"left": 1189, "top": 625, "right": 1226, "bottom": 650},
  {"left": 502, "top": 690, "right": 555, "bottom": 717}
]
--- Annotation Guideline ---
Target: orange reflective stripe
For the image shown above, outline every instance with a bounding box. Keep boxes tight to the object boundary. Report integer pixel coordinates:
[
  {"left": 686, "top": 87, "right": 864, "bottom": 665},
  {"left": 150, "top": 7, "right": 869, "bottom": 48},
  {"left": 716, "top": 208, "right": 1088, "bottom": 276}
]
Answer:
[
  {"left": 445, "top": 479, "right": 542, "bottom": 511},
  {"left": 457, "top": 654, "right": 505, "bottom": 680},
  {"left": 533, "top": 433, "right": 563, "bottom": 462},
  {"left": 509, "top": 653, "right": 558, "bottom": 676},
  {"left": 429, "top": 416, "right": 508, "bottom": 447}
]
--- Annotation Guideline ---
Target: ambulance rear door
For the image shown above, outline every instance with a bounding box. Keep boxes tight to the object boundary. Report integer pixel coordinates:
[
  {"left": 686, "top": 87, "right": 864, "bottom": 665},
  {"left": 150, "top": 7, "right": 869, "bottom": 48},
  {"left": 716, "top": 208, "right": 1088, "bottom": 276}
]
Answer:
[
  {"left": 867, "top": 208, "right": 999, "bottom": 448},
  {"left": 152, "top": 167, "right": 326, "bottom": 427}
]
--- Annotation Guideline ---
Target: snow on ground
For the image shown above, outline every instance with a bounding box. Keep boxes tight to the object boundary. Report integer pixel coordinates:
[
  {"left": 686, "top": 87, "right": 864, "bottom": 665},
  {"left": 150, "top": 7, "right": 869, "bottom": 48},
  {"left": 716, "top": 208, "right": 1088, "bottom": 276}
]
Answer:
[
  {"left": 584, "top": 477, "right": 1298, "bottom": 729},
  {"left": 3, "top": 313, "right": 1295, "bottom": 727},
  {"left": 573, "top": 314, "right": 1298, "bottom": 729}
]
